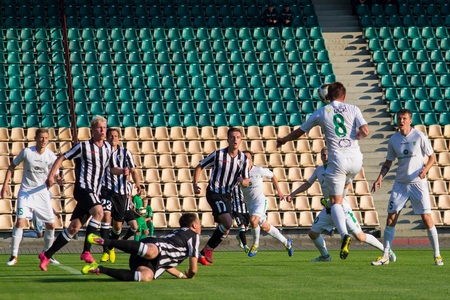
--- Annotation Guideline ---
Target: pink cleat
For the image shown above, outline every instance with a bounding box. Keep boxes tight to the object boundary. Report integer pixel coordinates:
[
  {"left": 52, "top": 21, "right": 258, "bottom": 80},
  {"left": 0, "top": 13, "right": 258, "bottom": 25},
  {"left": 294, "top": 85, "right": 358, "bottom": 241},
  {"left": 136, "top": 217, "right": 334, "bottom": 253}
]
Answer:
[
  {"left": 39, "top": 252, "right": 50, "bottom": 271},
  {"left": 80, "top": 251, "right": 95, "bottom": 263}
]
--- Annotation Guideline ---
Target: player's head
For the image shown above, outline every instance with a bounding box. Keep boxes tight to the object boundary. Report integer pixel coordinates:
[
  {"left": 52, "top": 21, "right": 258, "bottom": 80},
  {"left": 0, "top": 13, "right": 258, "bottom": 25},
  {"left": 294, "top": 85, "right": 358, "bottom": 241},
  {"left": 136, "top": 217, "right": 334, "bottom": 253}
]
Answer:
[
  {"left": 227, "top": 127, "right": 243, "bottom": 152},
  {"left": 327, "top": 82, "right": 346, "bottom": 102},
  {"left": 320, "top": 147, "right": 328, "bottom": 164},
  {"left": 107, "top": 127, "right": 121, "bottom": 147},
  {"left": 34, "top": 128, "right": 49, "bottom": 149},
  {"left": 179, "top": 213, "right": 201, "bottom": 234},
  {"left": 396, "top": 109, "right": 412, "bottom": 130},
  {"left": 90, "top": 116, "right": 107, "bottom": 141},
  {"left": 268, "top": 3, "right": 275, "bottom": 11},
  {"left": 243, "top": 150, "right": 253, "bottom": 168},
  {"left": 138, "top": 185, "right": 146, "bottom": 196},
  {"left": 283, "top": 3, "right": 290, "bottom": 11}
]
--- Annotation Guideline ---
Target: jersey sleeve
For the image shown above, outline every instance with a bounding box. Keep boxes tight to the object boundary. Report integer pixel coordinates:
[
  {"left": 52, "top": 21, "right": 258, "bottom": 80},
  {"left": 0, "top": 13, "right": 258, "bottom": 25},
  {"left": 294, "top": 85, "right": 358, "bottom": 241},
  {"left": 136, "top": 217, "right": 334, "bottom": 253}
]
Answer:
[
  {"left": 125, "top": 149, "right": 136, "bottom": 168},
  {"left": 386, "top": 136, "right": 396, "bottom": 161},
  {"left": 260, "top": 167, "right": 274, "bottom": 179},
  {"left": 12, "top": 148, "right": 26, "bottom": 166},
  {"left": 421, "top": 133, "right": 434, "bottom": 157},
  {"left": 64, "top": 142, "right": 82, "bottom": 160},
  {"left": 241, "top": 156, "right": 250, "bottom": 178},
  {"left": 300, "top": 109, "right": 321, "bottom": 133},
  {"left": 199, "top": 151, "right": 217, "bottom": 169},
  {"left": 307, "top": 168, "right": 319, "bottom": 184},
  {"left": 354, "top": 106, "right": 368, "bottom": 128}
]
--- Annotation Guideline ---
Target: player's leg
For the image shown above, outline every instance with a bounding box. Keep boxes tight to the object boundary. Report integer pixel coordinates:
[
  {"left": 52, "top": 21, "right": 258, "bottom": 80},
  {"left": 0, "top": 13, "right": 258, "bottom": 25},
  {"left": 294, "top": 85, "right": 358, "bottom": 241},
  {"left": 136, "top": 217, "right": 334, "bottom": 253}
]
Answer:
[
  {"left": 100, "top": 195, "right": 112, "bottom": 262},
  {"left": 248, "top": 214, "right": 261, "bottom": 256},
  {"left": 82, "top": 262, "right": 155, "bottom": 282},
  {"left": 122, "top": 218, "right": 138, "bottom": 240},
  {"left": 261, "top": 219, "right": 293, "bottom": 256},
  {"left": 309, "top": 209, "right": 333, "bottom": 262}
]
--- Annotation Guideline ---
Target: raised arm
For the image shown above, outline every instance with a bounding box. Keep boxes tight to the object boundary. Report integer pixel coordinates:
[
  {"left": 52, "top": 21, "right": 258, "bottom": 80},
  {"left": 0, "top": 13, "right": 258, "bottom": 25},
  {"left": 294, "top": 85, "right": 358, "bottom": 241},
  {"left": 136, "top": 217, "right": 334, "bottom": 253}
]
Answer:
[
  {"left": 286, "top": 182, "right": 313, "bottom": 203},
  {"left": 277, "top": 127, "right": 306, "bottom": 148}
]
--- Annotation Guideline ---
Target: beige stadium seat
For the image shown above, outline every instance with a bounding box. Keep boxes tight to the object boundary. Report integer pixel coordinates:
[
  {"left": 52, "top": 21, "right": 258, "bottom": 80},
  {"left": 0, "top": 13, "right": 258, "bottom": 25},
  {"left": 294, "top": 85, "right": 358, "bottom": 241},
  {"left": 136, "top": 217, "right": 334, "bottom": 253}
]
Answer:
[
  {"left": 354, "top": 181, "right": 371, "bottom": 195},
  {"left": 281, "top": 140, "right": 296, "bottom": 153},
  {"left": 200, "top": 212, "right": 216, "bottom": 228},
  {"left": 428, "top": 166, "right": 443, "bottom": 181},
  {"left": 354, "top": 167, "right": 367, "bottom": 181},
  {"left": 63, "top": 198, "right": 77, "bottom": 213},
  {"left": 139, "top": 127, "right": 154, "bottom": 141},
  {"left": 239, "top": 140, "right": 249, "bottom": 152},
  {"left": 147, "top": 183, "right": 163, "bottom": 197},
  {"left": 311, "top": 139, "right": 326, "bottom": 154},
  {"left": 269, "top": 153, "right": 283, "bottom": 168},
  {"left": 198, "top": 168, "right": 209, "bottom": 182},
  {"left": 307, "top": 182, "right": 323, "bottom": 196},
  {"left": 250, "top": 139, "right": 265, "bottom": 154},
  {"left": 182, "top": 197, "right": 198, "bottom": 212},
  {"left": 123, "top": 127, "right": 138, "bottom": 141},
  {"left": 359, "top": 195, "right": 375, "bottom": 210},
  {"left": 0, "top": 142, "right": 9, "bottom": 155},
  {"left": 295, "top": 196, "right": 311, "bottom": 211},
  {"left": 26, "top": 127, "right": 38, "bottom": 141},
  {"left": 177, "top": 168, "right": 192, "bottom": 182},
  {"left": 173, "top": 141, "right": 188, "bottom": 154},
  {"left": 219, "top": 140, "right": 228, "bottom": 149},
  {"left": 282, "top": 211, "right": 298, "bottom": 227},
  {"left": 198, "top": 197, "right": 212, "bottom": 211},
  {"left": 438, "top": 152, "right": 450, "bottom": 166},
  {"left": 12, "top": 170, "right": 23, "bottom": 185},
  {"left": 0, "top": 214, "right": 14, "bottom": 230},
  {"left": 428, "top": 124, "right": 443, "bottom": 139},
  {"left": 298, "top": 211, "right": 314, "bottom": 227},
  {"left": 185, "top": 126, "right": 200, "bottom": 140},
  {"left": 442, "top": 210, "right": 450, "bottom": 225},
  {"left": 174, "top": 154, "right": 189, "bottom": 168},
  {"left": 51, "top": 199, "right": 63, "bottom": 214},
  {"left": 432, "top": 180, "right": 448, "bottom": 195},
  {"left": 163, "top": 182, "right": 179, "bottom": 197},
  {"left": 265, "top": 140, "right": 280, "bottom": 153},
  {"left": 179, "top": 182, "right": 195, "bottom": 197},
  {"left": 59, "top": 141, "right": 72, "bottom": 154},
  {"left": 203, "top": 140, "right": 217, "bottom": 154},
  {"left": 290, "top": 181, "right": 306, "bottom": 195},
  {"left": 46, "top": 142, "right": 58, "bottom": 154},
  {"left": 443, "top": 124, "right": 450, "bottom": 138},
  {"left": 153, "top": 213, "right": 168, "bottom": 228},
  {"left": 159, "top": 154, "right": 174, "bottom": 168},
  {"left": 141, "top": 141, "right": 156, "bottom": 154},
  {"left": 277, "top": 126, "right": 291, "bottom": 139},
  {"left": 263, "top": 181, "right": 275, "bottom": 196},
  {"left": 346, "top": 195, "right": 359, "bottom": 210},
  {"left": 431, "top": 210, "right": 443, "bottom": 226},
  {"left": 443, "top": 166, "right": 450, "bottom": 180},
  {"left": 299, "top": 153, "right": 315, "bottom": 167},
  {"left": 64, "top": 214, "right": 73, "bottom": 228},
  {"left": 353, "top": 211, "right": 363, "bottom": 225},
  {"left": 277, "top": 181, "right": 290, "bottom": 196},
  {"left": 77, "top": 127, "right": 91, "bottom": 141},
  {"left": 433, "top": 138, "right": 449, "bottom": 153},
  {"left": 430, "top": 194, "right": 438, "bottom": 210},
  {"left": 279, "top": 198, "right": 295, "bottom": 211},
  {"left": 266, "top": 196, "right": 278, "bottom": 211},
  {"left": 150, "top": 197, "right": 165, "bottom": 212},
  {"left": 145, "top": 168, "right": 161, "bottom": 183},
  {"left": 310, "top": 196, "right": 324, "bottom": 211},
  {"left": 62, "top": 184, "right": 74, "bottom": 198},
  {"left": 216, "top": 126, "right": 229, "bottom": 140},
  {"left": 169, "top": 127, "right": 185, "bottom": 140},
  {"left": 154, "top": 127, "right": 169, "bottom": 140},
  {"left": 10, "top": 128, "right": 25, "bottom": 141},
  {"left": 0, "top": 128, "right": 9, "bottom": 141},
  {"left": 187, "top": 140, "right": 203, "bottom": 154},
  {"left": 0, "top": 199, "right": 13, "bottom": 213},
  {"left": 363, "top": 211, "right": 380, "bottom": 226},
  {"left": 287, "top": 167, "right": 303, "bottom": 181},
  {"left": 156, "top": 141, "right": 172, "bottom": 154},
  {"left": 273, "top": 167, "right": 287, "bottom": 182},
  {"left": 58, "top": 127, "right": 73, "bottom": 141},
  {"left": 247, "top": 126, "right": 261, "bottom": 139},
  {"left": 261, "top": 126, "right": 276, "bottom": 139},
  {"left": 200, "top": 126, "right": 215, "bottom": 140},
  {"left": 308, "top": 126, "right": 323, "bottom": 139},
  {"left": 414, "top": 124, "right": 427, "bottom": 135},
  {"left": 190, "top": 154, "right": 204, "bottom": 168},
  {"left": 166, "top": 197, "right": 181, "bottom": 212},
  {"left": 296, "top": 140, "right": 311, "bottom": 153},
  {"left": 49, "top": 184, "right": 61, "bottom": 198},
  {"left": 437, "top": 194, "right": 450, "bottom": 209},
  {"left": 132, "top": 154, "right": 142, "bottom": 168},
  {"left": 267, "top": 212, "right": 282, "bottom": 227},
  {"left": 161, "top": 168, "right": 176, "bottom": 182},
  {"left": 254, "top": 153, "right": 268, "bottom": 167},
  {"left": 284, "top": 153, "right": 299, "bottom": 168},
  {"left": 125, "top": 141, "right": 140, "bottom": 155},
  {"left": 11, "top": 141, "right": 25, "bottom": 156}
]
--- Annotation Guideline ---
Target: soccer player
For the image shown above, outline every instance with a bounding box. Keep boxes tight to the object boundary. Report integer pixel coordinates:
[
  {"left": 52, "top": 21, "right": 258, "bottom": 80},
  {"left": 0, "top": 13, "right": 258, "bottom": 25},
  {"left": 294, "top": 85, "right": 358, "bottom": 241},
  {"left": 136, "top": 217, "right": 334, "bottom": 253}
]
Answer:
[
  {"left": 39, "top": 116, "right": 125, "bottom": 271},
  {"left": 1, "top": 128, "right": 61, "bottom": 266},
  {"left": 287, "top": 147, "right": 395, "bottom": 262},
  {"left": 241, "top": 151, "right": 293, "bottom": 257},
  {"left": 193, "top": 127, "right": 250, "bottom": 265},
  {"left": 81, "top": 213, "right": 201, "bottom": 282},
  {"left": 277, "top": 82, "right": 369, "bottom": 259},
  {"left": 232, "top": 185, "right": 250, "bottom": 253},
  {"left": 115, "top": 182, "right": 140, "bottom": 241},
  {"left": 99, "top": 127, "right": 141, "bottom": 263},
  {"left": 371, "top": 109, "right": 443, "bottom": 266}
]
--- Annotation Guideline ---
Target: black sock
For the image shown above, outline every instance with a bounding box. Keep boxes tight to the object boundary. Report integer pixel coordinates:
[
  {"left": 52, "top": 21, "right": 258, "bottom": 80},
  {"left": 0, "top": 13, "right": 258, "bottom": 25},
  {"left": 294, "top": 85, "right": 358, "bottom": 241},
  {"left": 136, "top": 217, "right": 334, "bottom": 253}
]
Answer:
[
  {"left": 45, "top": 230, "right": 70, "bottom": 258},
  {"left": 100, "top": 227, "right": 110, "bottom": 252},
  {"left": 99, "top": 266, "right": 137, "bottom": 281},
  {"left": 239, "top": 230, "right": 247, "bottom": 247},
  {"left": 122, "top": 228, "right": 135, "bottom": 240},
  {"left": 109, "top": 230, "right": 121, "bottom": 250},
  {"left": 103, "top": 239, "right": 143, "bottom": 256},
  {"left": 84, "top": 225, "right": 98, "bottom": 252},
  {"left": 207, "top": 227, "right": 226, "bottom": 249}
]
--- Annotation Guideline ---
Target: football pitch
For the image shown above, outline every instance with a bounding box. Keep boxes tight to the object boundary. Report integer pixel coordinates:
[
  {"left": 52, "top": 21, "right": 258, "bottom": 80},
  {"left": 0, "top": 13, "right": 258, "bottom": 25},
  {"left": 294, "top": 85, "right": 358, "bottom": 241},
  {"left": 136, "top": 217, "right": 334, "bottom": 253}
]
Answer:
[{"left": 1, "top": 250, "right": 449, "bottom": 300}]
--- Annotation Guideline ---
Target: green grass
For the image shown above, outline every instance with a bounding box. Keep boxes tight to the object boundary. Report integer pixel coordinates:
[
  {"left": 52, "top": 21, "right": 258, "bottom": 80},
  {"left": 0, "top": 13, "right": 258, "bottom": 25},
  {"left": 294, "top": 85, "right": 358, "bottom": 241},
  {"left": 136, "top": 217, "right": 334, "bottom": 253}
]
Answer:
[{"left": 1, "top": 249, "right": 449, "bottom": 300}]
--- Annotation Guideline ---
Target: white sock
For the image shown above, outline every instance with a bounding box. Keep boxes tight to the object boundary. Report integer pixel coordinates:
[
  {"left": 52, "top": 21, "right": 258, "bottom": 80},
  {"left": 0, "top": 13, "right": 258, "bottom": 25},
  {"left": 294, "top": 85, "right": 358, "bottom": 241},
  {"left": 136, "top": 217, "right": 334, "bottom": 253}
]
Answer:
[
  {"left": 251, "top": 226, "right": 261, "bottom": 247},
  {"left": 427, "top": 226, "right": 441, "bottom": 258},
  {"left": 43, "top": 228, "right": 55, "bottom": 251},
  {"left": 364, "top": 233, "right": 384, "bottom": 251},
  {"left": 267, "top": 225, "right": 287, "bottom": 246},
  {"left": 11, "top": 227, "right": 23, "bottom": 257},
  {"left": 312, "top": 235, "right": 328, "bottom": 257},
  {"left": 331, "top": 204, "right": 348, "bottom": 238},
  {"left": 383, "top": 226, "right": 395, "bottom": 257}
]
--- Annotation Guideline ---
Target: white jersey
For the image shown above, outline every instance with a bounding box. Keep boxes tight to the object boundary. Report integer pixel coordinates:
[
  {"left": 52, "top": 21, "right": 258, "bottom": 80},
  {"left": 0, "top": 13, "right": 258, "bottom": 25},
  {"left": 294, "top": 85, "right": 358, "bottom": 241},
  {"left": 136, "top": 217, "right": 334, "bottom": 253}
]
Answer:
[
  {"left": 301, "top": 101, "right": 367, "bottom": 158},
  {"left": 13, "top": 146, "right": 57, "bottom": 193},
  {"left": 386, "top": 128, "right": 433, "bottom": 184},
  {"left": 241, "top": 166, "right": 273, "bottom": 204}
]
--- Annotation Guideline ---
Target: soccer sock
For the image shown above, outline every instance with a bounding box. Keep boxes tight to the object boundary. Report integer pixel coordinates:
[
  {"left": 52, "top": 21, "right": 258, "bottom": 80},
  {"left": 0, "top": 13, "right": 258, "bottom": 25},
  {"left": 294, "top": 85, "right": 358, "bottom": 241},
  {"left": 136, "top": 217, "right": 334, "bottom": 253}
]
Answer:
[
  {"left": 99, "top": 266, "right": 141, "bottom": 281},
  {"left": 364, "top": 233, "right": 384, "bottom": 251},
  {"left": 45, "top": 229, "right": 72, "bottom": 258},
  {"left": 267, "top": 225, "right": 287, "bottom": 246},
  {"left": 207, "top": 224, "right": 227, "bottom": 249},
  {"left": 11, "top": 227, "right": 23, "bottom": 257},
  {"left": 122, "top": 228, "right": 136, "bottom": 240},
  {"left": 105, "top": 239, "right": 148, "bottom": 257},
  {"left": 100, "top": 222, "right": 110, "bottom": 252},
  {"left": 149, "top": 222, "right": 154, "bottom": 236},
  {"left": 383, "top": 226, "right": 395, "bottom": 257},
  {"left": 427, "top": 226, "right": 441, "bottom": 258},
  {"left": 84, "top": 219, "right": 101, "bottom": 252},
  {"left": 109, "top": 228, "right": 121, "bottom": 250},
  {"left": 312, "top": 235, "right": 329, "bottom": 257},
  {"left": 331, "top": 204, "right": 348, "bottom": 238},
  {"left": 239, "top": 227, "right": 247, "bottom": 247},
  {"left": 43, "top": 228, "right": 55, "bottom": 252},
  {"left": 251, "top": 225, "right": 261, "bottom": 247}
]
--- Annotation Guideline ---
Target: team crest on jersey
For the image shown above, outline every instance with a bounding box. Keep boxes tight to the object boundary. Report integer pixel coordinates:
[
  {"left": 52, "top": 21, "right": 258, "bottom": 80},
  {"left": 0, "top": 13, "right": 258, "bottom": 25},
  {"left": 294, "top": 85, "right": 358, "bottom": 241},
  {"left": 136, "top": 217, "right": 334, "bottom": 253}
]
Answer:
[
  {"left": 412, "top": 141, "right": 416, "bottom": 146},
  {"left": 325, "top": 107, "right": 333, "bottom": 113}
]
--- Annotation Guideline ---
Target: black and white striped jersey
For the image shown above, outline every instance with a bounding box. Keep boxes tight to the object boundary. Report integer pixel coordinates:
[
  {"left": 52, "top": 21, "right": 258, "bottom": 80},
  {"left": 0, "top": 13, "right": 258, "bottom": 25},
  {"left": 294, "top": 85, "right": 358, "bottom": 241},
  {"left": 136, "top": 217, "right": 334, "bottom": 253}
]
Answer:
[
  {"left": 102, "top": 146, "right": 136, "bottom": 195},
  {"left": 231, "top": 185, "right": 247, "bottom": 214}
]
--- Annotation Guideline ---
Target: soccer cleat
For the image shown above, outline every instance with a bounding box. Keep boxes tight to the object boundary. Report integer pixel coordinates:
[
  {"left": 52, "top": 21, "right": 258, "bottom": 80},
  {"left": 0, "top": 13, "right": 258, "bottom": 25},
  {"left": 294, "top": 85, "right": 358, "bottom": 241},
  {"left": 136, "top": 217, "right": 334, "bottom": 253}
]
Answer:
[
  {"left": 435, "top": 256, "right": 444, "bottom": 266},
  {"left": 39, "top": 252, "right": 50, "bottom": 271},
  {"left": 100, "top": 252, "right": 110, "bottom": 262},
  {"left": 285, "top": 238, "right": 293, "bottom": 257},
  {"left": 80, "top": 251, "right": 95, "bottom": 263},
  {"left": 50, "top": 257, "right": 60, "bottom": 265},
  {"left": 81, "top": 263, "right": 100, "bottom": 275},
  {"left": 87, "top": 233, "right": 104, "bottom": 245},
  {"left": 389, "top": 251, "right": 397, "bottom": 263},
  {"left": 6, "top": 256, "right": 17, "bottom": 266},
  {"left": 203, "top": 247, "right": 214, "bottom": 263},
  {"left": 198, "top": 256, "right": 211, "bottom": 266},
  {"left": 109, "top": 248, "right": 116, "bottom": 263},
  {"left": 371, "top": 256, "right": 389, "bottom": 266},
  {"left": 248, "top": 245, "right": 258, "bottom": 257},
  {"left": 310, "top": 254, "right": 331, "bottom": 262},
  {"left": 244, "top": 245, "right": 250, "bottom": 254},
  {"left": 236, "top": 235, "right": 244, "bottom": 249},
  {"left": 340, "top": 234, "right": 351, "bottom": 260}
]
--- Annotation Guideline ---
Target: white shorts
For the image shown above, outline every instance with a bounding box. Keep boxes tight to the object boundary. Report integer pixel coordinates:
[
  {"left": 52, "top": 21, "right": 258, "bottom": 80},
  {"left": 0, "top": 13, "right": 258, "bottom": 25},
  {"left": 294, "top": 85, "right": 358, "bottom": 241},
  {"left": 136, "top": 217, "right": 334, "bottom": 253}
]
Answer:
[
  {"left": 16, "top": 188, "right": 54, "bottom": 224},
  {"left": 311, "top": 204, "right": 361, "bottom": 235},
  {"left": 388, "top": 181, "right": 431, "bottom": 215},
  {"left": 246, "top": 199, "right": 267, "bottom": 225},
  {"left": 324, "top": 154, "right": 363, "bottom": 196}
]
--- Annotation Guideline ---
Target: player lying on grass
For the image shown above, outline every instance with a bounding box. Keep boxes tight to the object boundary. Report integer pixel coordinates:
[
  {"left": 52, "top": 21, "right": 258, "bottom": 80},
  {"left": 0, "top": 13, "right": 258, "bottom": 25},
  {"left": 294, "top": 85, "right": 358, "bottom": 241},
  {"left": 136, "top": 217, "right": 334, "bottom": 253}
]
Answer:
[{"left": 81, "top": 213, "right": 200, "bottom": 282}]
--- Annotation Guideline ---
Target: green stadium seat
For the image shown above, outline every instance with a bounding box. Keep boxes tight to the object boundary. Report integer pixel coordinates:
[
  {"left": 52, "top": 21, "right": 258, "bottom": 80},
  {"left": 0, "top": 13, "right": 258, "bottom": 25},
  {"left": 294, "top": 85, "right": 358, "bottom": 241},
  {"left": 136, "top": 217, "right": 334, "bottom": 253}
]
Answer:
[
  {"left": 439, "top": 112, "right": 450, "bottom": 125},
  {"left": 153, "top": 113, "right": 167, "bottom": 127}
]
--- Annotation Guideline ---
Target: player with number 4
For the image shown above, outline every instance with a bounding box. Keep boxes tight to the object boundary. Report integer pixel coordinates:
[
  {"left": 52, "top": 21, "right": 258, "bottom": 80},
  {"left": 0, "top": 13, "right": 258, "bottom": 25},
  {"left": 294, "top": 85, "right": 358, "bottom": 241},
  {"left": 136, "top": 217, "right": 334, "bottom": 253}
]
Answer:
[{"left": 277, "top": 82, "right": 369, "bottom": 260}]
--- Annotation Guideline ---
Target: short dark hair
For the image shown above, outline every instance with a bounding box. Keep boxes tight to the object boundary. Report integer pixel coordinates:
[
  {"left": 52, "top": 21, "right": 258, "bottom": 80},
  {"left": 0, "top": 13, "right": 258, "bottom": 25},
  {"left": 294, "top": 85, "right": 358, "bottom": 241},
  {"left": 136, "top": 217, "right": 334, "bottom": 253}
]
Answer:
[
  {"left": 227, "top": 127, "right": 243, "bottom": 138},
  {"left": 179, "top": 213, "right": 198, "bottom": 228},
  {"left": 35, "top": 128, "right": 49, "bottom": 137},
  {"left": 397, "top": 108, "right": 412, "bottom": 119},
  {"left": 327, "top": 82, "right": 346, "bottom": 101},
  {"left": 107, "top": 127, "right": 121, "bottom": 137}
]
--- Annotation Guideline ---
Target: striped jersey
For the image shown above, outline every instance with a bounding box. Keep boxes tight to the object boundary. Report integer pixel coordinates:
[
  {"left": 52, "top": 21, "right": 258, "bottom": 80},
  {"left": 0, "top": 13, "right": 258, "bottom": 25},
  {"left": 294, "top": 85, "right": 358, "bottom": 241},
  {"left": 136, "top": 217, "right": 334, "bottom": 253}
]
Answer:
[
  {"left": 200, "top": 148, "right": 249, "bottom": 194},
  {"left": 231, "top": 185, "right": 247, "bottom": 214},
  {"left": 64, "top": 139, "right": 112, "bottom": 195},
  {"left": 153, "top": 227, "right": 200, "bottom": 279},
  {"left": 102, "top": 146, "right": 136, "bottom": 195}
]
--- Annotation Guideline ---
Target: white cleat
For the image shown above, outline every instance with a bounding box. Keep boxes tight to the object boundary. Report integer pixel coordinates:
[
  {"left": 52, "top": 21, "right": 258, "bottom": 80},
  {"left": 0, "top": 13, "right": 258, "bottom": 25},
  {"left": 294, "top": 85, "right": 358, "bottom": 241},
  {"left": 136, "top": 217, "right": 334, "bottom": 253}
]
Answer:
[
  {"left": 371, "top": 256, "right": 389, "bottom": 266},
  {"left": 50, "top": 257, "right": 61, "bottom": 265}
]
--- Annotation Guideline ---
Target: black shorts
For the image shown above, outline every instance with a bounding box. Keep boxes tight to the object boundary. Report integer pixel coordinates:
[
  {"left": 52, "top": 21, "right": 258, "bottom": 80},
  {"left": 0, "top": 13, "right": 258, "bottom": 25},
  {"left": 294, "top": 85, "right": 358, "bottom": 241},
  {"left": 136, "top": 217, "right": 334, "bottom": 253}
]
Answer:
[
  {"left": 100, "top": 187, "right": 128, "bottom": 222},
  {"left": 206, "top": 190, "right": 232, "bottom": 222},
  {"left": 123, "top": 209, "right": 136, "bottom": 224},
  {"left": 71, "top": 187, "right": 101, "bottom": 224},
  {"left": 128, "top": 237, "right": 159, "bottom": 273},
  {"left": 233, "top": 212, "right": 250, "bottom": 227}
]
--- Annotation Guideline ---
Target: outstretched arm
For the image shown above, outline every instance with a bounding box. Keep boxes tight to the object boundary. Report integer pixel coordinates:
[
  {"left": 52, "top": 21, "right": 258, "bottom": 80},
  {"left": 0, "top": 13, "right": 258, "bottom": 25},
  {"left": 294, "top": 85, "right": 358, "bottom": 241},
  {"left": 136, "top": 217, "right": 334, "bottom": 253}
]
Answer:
[
  {"left": 286, "top": 182, "right": 313, "bottom": 202},
  {"left": 271, "top": 175, "right": 284, "bottom": 201},
  {"left": 277, "top": 127, "right": 306, "bottom": 148}
]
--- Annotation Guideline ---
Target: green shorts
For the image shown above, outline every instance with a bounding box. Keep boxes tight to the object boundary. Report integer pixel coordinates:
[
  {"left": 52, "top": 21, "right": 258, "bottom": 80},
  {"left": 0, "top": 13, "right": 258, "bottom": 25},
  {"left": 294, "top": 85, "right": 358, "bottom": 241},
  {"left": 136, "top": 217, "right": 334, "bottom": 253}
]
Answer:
[{"left": 136, "top": 216, "right": 149, "bottom": 232}]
